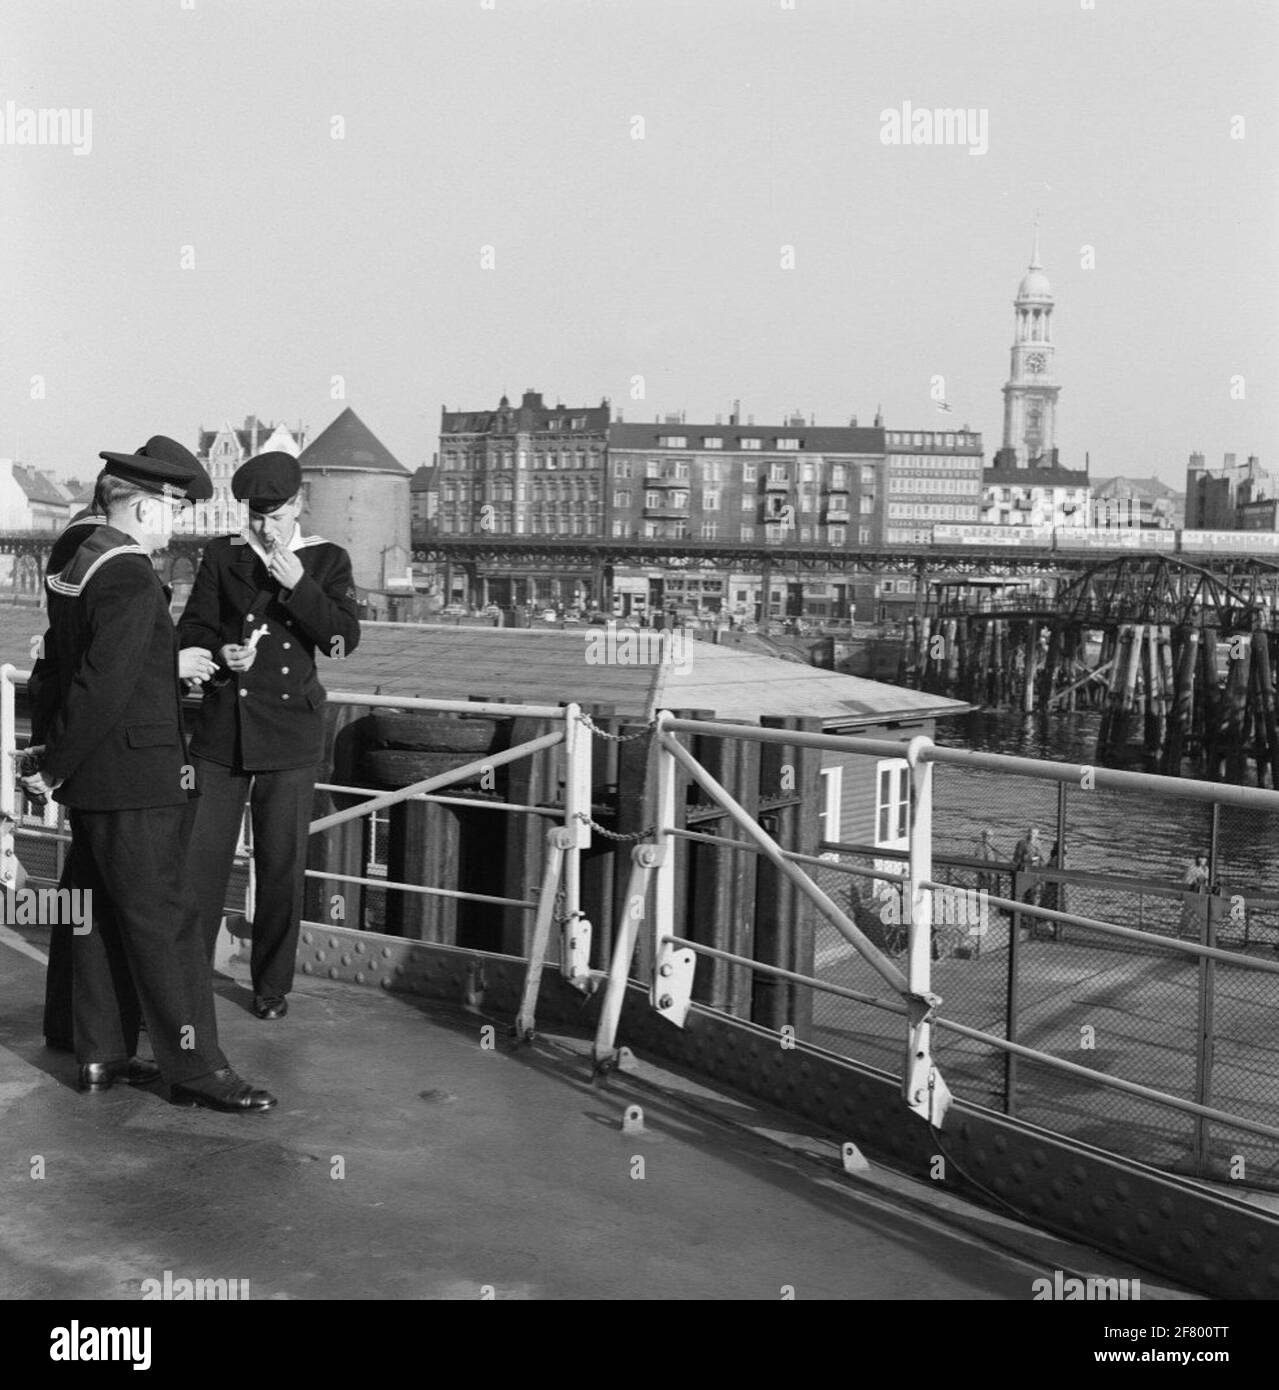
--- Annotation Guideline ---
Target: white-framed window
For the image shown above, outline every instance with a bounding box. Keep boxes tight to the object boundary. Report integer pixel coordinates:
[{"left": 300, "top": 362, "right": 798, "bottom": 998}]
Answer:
[
  {"left": 818, "top": 765, "right": 843, "bottom": 845},
  {"left": 659, "top": 435, "right": 687, "bottom": 448},
  {"left": 799, "top": 526, "right": 813, "bottom": 542},
  {"left": 876, "top": 760, "right": 911, "bottom": 846},
  {"left": 703, "top": 437, "right": 723, "bottom": 449},
  {"left": 858, "top": 526, "right": 870, "bottom": 545},
  {"left": 769, "top": 463, "right": 788, "bottom": 483},
  {"left": 704, "top": 490, "right": 720, "bottom": 510},
  {"left": 742, "top": 463, "right": 757, "bottom": 483},
  {"left": 645, "top": 490, "right": 662, "bottom": 508},
  {"left": 700, "top": 521, "right": 718, "bottom": 539},
  {"left": 612, "top": 519, "right": 625, "bottom": 537},
  {"left": 829, "top": 525, "right": 846, "bottom": 544},
  {"left": 860, "top": 465, "right": 875, "bottom": 485},
  {"left": 613, "top": 490, "right": 631, "bottom": 508},
  {"left": 614, "top": 460, "right": 631, "bottom": 478},
  {"left": 777, "top": 437, "right": 801, "bottom": 450},
  {"left": 740, "top": 494, "right": 755, "bottom": 512},
  {"left": 740, "top": 525, "right": 756, "bottom": 541}
]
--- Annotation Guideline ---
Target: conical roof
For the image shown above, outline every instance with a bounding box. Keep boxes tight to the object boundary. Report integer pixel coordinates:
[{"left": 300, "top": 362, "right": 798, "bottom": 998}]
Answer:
[{"left": 298, "top": 407, "right": 409, "bottom": 475}]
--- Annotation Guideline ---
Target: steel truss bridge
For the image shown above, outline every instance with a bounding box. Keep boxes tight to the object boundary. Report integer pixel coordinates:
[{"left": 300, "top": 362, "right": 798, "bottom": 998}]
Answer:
[{"left": 938, "top": 555, "right": 1279, "bottom": 634}]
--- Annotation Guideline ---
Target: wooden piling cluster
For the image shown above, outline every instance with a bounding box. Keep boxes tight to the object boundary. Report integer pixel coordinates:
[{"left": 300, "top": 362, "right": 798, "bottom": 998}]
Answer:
[{"left": 903, "top": 610, "right": 1279, "bottom": 785}]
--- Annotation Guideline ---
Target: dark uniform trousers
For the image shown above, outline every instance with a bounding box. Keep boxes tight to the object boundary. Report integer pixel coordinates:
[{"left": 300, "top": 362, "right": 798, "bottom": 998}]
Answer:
[
  {"left": 187, "top": 755, "right": 314, "bottom": 999},
  {"left": 66, "top": 808, "right": 227, "bottom": 1078},
  {"left": 178, "top": 531, "right": 360, "bottom": 998}
]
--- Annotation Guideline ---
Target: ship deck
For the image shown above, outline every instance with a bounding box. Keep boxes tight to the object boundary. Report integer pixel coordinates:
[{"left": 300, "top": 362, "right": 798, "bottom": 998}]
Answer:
[{"left": 0, "top": 925, "right": 1200, "bottom": 1304}]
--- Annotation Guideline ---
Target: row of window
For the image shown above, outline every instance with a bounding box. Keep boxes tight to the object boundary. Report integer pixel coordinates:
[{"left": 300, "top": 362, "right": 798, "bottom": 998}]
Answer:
[
  {"left": 890, "top": 455, "right": 983, "bottom": 473},
  {"left": 609, "top": 521, "right": 867, "bottom": 543},
  {"left": 886, "top": 432, "right": 978, "bottom": 449},
  {"left": 888, "top": 477, "right": 982, "bottom": 495},
  {"left": 887, "top": 503, "right": 981, "bottom": 519},
  {"left": 614, "top": 460, "right": 868, "bottom": 488},
  {"left": 441, "top": 483, "right": 601, "bottom": 503},
  {"left": 615, "top": 490, "right": 871, "bottom": 513},
  {"left": 440, "top": 449, "right": 604, "bottom": 471}
]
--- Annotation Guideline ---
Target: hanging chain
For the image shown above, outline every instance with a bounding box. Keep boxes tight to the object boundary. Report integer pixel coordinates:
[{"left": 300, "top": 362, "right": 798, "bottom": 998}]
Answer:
[
  {"left": 575, "top": 711, "right": 657, "bottom": 744},
  {"left": 573, "top": 811, "right": 657, "bottom": 843}
]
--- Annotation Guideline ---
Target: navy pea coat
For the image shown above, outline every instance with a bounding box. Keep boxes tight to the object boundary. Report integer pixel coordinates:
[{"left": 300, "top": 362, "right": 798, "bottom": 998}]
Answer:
[
  {"left": 177, "top": 534, "right": 361, "bottom": 772},
  {"left": 39, "top": 523, "right": 191, "bottom": 811}
]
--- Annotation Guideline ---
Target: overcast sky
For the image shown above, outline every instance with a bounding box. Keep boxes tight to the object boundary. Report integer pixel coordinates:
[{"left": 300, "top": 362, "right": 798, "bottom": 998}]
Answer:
[{"left": 1, "top": 0, "right": 1275, "bottom": 488}]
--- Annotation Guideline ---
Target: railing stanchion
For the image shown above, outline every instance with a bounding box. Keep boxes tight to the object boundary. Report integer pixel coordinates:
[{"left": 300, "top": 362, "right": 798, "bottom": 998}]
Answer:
[
  {"left": 903, "top": 735, "right": 951, "bottom": 1126},
  {"left": 592, "top": 842, "right": 662, "bottom": 1070},
  {"left": 513, "top": 825, "right": 572, "bottom": 1042}
]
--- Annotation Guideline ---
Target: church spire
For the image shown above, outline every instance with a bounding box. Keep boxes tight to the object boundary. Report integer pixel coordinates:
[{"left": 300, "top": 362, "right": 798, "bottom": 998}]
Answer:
[{"left": 1030, "top": 212, "right": 1042, "bottom": 270}]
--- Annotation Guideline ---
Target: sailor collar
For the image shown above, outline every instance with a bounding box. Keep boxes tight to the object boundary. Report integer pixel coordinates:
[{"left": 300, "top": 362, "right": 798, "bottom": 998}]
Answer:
[
  {"left": 46, "top": 524, "right": 148, "bottom": 598},
  {"left": 235, "top": 528, "right": 327, "bottom": 568}
]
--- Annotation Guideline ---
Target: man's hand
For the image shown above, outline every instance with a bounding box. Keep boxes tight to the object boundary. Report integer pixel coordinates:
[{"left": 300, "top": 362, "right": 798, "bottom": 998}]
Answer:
[
  {"left": 179, "top": 647, "right": 218, "bottom": 683},
  {"left": 219, "top": 643, "right": 258, "bottom": 673},
  {"left": 266, "top": 544, "right": 304, "bottom": 591},
  {"left": 15, "top": 749, "right": 62, "bottom": 806}
]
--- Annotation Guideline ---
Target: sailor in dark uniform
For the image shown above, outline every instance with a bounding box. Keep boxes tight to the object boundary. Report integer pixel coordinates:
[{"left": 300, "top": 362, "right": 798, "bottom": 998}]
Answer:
[
  {"left": 177, "top": 452, "right": 360, "bottom": 1019},
  {"left": 21, "top": 437, "right": 276, "bottom": 1110}
]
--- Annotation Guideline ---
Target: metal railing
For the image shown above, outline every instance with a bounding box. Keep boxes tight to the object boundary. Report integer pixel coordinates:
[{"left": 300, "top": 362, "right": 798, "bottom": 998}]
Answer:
[
  {"left": 4, "top": 661, "right": 1277, "bottom": 1184},
  {"left": 583, "top": 711, "right": 1279, "bottom": 1178}
]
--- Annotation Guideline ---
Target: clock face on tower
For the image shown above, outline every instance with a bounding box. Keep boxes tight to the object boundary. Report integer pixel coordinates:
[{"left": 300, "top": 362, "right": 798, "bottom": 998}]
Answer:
[{"left": 1026, "top": 351, "right": 1047, "bottom": 375}]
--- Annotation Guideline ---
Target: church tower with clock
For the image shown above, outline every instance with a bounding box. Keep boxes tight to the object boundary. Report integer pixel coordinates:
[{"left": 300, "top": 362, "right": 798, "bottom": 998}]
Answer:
[{"left": 996, "top": 227, "right": 1061, "bottom": 469}]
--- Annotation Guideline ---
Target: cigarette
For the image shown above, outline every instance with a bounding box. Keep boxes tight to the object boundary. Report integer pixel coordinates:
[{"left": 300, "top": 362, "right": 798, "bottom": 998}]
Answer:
[{"left": 246, "top": 624, "right": 270, "bottom": 650}]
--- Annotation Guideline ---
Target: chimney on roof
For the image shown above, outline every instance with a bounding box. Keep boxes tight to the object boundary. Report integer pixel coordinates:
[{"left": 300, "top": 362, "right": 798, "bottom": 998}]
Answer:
[
  {"left": 730, "top": 399, "right": 740, "bottom": 426},
  {"left": 874, "top": 405, "right": 883, "bottom": 428},
  {"left": 850, "top": 414, "right": 858, "bottom": 427},
  {"left": 747, "top": 414, "right": 754, "bottom": 426}
]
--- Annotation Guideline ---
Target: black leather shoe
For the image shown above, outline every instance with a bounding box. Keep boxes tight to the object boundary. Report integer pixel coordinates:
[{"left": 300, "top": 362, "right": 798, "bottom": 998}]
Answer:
[
  {"left": 170, "top": 1067, "right": 277, "bottom": 1113},
  {"left": 251, "top": 995, "right": 288, "bottom": 1020},
  {"left": 78, "top": 1058, "right": 163, "bottom": 1093}
]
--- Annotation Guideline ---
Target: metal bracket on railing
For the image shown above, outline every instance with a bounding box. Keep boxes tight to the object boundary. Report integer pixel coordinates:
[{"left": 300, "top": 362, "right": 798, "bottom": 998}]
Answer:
[
  {"left": 902, "top": 992, "right": 952, "bottom": 1127},
  {"left": 513, "top": 825, "right": 575, "bottom": 1043},
  {"left": 651, "top": 937, "right": 695, "bottom": 1028},
  {"left": 560, "top": 910, "right": 593, "bottom": 992}
]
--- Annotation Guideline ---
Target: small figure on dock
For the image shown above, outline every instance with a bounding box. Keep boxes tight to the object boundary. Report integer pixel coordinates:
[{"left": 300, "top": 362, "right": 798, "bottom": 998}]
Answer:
[
  {"left": 1179, "top": 853, "right": 1210, "bottom": 935},
  {"left": 1038, "top": 839, "right": 1062, "bottom": 939},
  {"left": 975, "top": 828, "right": 999, "bottom": 895},
  {"left": 1012, "top": 826, "right": 1046, "bottom": 929}
]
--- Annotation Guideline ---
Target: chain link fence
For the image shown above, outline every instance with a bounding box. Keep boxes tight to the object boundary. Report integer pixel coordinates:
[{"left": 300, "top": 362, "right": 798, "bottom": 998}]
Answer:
[{"left": 810, "top": 762, "right": 1279, "bottom": 1190}]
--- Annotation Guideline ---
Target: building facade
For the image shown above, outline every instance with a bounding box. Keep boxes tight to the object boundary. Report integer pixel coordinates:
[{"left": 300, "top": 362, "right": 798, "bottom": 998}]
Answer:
[
  {"left": 1090, "top": 475, "right": 1184, "bottom": 530},
  {"left": 434, "top": 389, "right": 609, "bottom": 608},
  {"left": 606, "top": 412, "right": 886, "bottom": 621},
  {"left": 185, "top": 416, "right": 307, "bottom": 535},
  {"left": 883, "top": 428, "right": 984, "bottom": 545},
  {"left": 1184, "top": 452, "right": 1271, "bottom": 529}
]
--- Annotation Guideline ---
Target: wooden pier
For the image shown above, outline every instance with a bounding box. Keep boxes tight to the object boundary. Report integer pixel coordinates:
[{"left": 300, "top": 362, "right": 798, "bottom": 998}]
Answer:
[{"left": 903, "top": 556, "right": 1279, "bottom": 784}]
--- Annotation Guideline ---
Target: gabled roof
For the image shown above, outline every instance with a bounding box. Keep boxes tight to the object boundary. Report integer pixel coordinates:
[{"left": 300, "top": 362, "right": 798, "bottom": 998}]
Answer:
[
  {"left": 325, "top": 624, "right": 969, "bottom": 728},
  {"left": 299, "top": 408, "right": 410, "bottom": 476},
  {"left": 410, "top": 465, "right": 435, "bottom": 493},
  {"left": 197, "top": 419, "right": 302, "bottom": 460},
  {"left": 13, "top": 465, "right": 71, "bottom": 508},
  {"left": 1091, "top": 475, "right": 1182, "bottom": 502}
]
